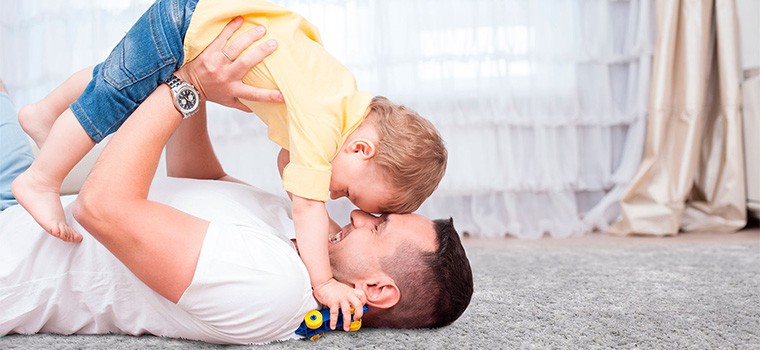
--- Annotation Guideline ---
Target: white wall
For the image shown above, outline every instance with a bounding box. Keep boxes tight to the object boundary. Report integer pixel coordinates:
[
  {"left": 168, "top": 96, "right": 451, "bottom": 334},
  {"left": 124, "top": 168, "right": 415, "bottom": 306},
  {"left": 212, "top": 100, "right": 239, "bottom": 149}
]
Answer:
[
  {"left": 737, "top": 0, "right": 760, "bottom": 219},
  {"left": 737, "top": 0, "right": 760, "bottom": 70}
]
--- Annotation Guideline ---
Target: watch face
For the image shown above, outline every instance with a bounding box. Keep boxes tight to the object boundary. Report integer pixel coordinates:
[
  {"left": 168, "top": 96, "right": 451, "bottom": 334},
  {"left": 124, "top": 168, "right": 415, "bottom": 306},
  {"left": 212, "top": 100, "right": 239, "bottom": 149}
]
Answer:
[{"left": 177, "top": 88, "right": 197, "bottom": 111}]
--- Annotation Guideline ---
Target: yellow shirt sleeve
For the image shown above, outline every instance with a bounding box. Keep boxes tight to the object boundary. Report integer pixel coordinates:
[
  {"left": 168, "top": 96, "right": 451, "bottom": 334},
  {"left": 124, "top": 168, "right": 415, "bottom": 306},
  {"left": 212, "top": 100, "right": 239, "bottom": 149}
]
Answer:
[{"left": 182, "top": 0, "right": 372, "bottom": 202}]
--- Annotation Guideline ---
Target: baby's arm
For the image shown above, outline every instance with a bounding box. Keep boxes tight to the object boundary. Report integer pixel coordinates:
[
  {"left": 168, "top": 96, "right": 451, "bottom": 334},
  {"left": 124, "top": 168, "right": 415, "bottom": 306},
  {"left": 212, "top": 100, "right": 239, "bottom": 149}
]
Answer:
[
  {"left": 291, "top": 195, "right": 365, "bottom": 331},
  {"left": 277, "top": 148, "right": 341, "bottom": 234}
]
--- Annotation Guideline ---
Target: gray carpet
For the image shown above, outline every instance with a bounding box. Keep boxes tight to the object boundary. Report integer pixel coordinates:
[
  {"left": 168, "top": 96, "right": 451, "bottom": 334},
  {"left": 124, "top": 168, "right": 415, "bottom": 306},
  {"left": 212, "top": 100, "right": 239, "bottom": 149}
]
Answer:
[{"left": 3, "top": 231, "right": 759, "bottom": 349}]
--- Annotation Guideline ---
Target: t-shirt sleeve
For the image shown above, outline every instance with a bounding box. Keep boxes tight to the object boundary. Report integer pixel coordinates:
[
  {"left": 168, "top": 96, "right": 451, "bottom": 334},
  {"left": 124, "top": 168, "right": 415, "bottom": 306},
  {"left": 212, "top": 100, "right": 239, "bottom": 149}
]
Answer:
[{"left": 177, "top": 221, "right": 317, "bottom": 344}]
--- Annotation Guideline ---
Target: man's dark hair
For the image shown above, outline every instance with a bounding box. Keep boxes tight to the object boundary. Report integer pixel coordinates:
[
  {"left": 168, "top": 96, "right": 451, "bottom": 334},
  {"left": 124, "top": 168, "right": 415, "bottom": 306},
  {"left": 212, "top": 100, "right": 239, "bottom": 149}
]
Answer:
[{"left": 365, "top": 218, "right": 473, "bottom": 328}]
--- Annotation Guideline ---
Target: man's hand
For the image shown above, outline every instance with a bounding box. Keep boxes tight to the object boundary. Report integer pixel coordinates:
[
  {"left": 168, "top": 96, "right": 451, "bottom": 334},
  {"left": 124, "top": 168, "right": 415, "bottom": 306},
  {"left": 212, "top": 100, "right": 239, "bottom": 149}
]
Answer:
[
  {"left": 313, "top": 278, "right": 367, "bottom": 331},
  {"left": 176, "top": 17, "right": 284, "bottom": 111}
]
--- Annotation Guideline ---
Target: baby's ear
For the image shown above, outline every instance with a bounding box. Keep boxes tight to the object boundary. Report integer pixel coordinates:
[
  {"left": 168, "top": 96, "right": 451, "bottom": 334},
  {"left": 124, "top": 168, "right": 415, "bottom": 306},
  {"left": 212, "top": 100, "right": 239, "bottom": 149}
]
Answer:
[{"left": 348, "top": 138, "right": 377, "bottom": 160}]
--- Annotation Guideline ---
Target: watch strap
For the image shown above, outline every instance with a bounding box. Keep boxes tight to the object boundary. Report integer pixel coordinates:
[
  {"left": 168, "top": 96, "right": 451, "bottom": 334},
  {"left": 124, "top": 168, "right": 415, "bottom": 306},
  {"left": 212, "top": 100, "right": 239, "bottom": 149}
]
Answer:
[{"left": 166, "top": 74, "right": 185, "bottom": 90}]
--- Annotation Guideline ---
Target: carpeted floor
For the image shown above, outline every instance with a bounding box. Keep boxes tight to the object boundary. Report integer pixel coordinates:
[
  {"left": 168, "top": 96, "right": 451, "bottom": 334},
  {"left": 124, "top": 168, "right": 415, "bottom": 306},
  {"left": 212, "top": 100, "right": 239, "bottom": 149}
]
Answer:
[{"left": 3, "top": 230, "right": 759, "bottom": 349}]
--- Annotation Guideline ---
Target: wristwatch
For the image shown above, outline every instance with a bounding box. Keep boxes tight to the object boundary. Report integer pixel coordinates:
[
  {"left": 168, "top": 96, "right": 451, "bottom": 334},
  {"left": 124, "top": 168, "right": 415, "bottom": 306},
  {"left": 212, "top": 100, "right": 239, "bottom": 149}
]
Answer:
[{"left": 165, "top": 74, "right": 200, "bottom": 119}]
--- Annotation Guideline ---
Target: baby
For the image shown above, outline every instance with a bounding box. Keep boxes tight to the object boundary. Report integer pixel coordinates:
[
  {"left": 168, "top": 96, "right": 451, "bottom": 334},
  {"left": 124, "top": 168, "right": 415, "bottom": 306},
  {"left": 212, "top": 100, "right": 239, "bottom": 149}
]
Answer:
[{"left": 12, "top": 0, "right": 447, "bottom": 322}]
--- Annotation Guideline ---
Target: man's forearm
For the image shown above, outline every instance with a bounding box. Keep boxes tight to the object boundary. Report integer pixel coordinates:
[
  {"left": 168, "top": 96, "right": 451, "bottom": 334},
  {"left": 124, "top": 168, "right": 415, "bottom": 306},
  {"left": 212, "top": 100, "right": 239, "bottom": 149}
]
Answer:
[
  {"left": 165, "top": 103, "right": 227, "bottom": 180},
  {"left": 73, "top": 85, "right": 209, "bottom": 302},
  {"left": 78, "top": 85, "right": 181, "bottom": 208}
]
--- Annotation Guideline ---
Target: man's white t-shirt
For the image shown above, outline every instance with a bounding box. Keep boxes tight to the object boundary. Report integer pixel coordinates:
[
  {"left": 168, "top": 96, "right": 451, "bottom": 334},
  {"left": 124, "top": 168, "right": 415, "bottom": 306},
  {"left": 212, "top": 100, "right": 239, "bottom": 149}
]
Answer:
[{"left": 0, "top": 177, "right": 319, "bottom": 344}]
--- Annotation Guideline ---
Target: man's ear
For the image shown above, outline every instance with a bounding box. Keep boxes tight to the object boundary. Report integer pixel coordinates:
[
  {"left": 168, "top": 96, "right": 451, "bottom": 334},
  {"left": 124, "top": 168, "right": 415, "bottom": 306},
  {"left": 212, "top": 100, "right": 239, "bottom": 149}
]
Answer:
[
  {"left": 346, "top": 138, "right": 377, "bottom": 160},
  {"left": 359, "top": 278, "right": 400, "bottom": 310}
]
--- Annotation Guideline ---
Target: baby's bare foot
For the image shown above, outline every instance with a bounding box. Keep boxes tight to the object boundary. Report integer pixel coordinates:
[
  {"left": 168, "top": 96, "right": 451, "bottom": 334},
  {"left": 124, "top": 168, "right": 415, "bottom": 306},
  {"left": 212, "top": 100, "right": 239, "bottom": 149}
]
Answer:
[
  {"left": 18, "top": 103, "right": 56, "bottom": 148},
  {"left": 11, "top": 168, "right": 82, "bottom": 242},
  {"left": 52, "top": 222, "right": 82, "bottom": 242}
]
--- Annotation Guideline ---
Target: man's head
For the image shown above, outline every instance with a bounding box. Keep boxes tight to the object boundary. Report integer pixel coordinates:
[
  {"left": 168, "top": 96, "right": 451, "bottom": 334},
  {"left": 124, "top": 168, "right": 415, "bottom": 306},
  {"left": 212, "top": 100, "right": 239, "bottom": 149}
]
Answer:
[
  {"left": 329, "top": 96, "right": 447, "bottom": 214},
  {"left": 329, "top": 210, "right": 473, "bottom": 329}
]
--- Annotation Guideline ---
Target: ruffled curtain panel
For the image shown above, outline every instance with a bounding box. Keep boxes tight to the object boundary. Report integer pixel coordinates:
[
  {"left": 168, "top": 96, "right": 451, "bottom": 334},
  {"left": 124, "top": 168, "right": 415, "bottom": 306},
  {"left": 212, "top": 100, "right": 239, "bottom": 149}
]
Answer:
[{"left": 1, "top": 0, "right": 656, "bottom": 238}]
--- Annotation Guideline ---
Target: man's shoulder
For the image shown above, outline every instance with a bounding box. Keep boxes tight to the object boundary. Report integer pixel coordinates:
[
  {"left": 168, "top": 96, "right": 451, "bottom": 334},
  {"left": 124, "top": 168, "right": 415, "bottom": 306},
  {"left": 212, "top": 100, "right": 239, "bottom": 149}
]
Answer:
[{"left": 178, "top": 200, "right": 317, "bottom": 344}]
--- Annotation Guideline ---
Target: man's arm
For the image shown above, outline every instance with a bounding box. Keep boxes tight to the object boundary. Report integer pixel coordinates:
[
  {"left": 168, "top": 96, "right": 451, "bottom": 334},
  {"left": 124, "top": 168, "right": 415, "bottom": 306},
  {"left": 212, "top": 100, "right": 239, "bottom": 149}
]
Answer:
[
  {"left": 164, "top": 103, "right": 250, "bottom": 185},
  {"left": 165, "top": 102, "right": 224, "bottom": 180},
  {"left": 74, "top": 21, "right": 278, "bottom": 303},
  {"left": 74, "top": 85, "right": 206, "bottom": 303}
]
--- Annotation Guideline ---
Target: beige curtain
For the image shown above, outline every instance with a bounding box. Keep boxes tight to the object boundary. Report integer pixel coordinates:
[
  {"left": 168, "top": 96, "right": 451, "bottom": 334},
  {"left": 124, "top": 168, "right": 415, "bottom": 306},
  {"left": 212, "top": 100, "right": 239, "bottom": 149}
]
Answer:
[{"left": 611, "top": 0, "right": 746, "bottom": 236}]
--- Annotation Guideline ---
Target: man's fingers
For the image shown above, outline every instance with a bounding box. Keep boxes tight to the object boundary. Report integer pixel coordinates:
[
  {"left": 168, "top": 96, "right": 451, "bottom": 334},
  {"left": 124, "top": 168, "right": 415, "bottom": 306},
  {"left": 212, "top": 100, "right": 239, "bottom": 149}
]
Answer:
[
  {"left": 232, "top": 83, "right": 284, "bottom": 103},
  {"left": 223, "top": 26, "right": 267, "bottom": 61},
  {"left": 232, "top": 39, "right": 278, "bottom": 75},
  {"left": 208, "top": 16, "right": 244, "bottom": 52}
]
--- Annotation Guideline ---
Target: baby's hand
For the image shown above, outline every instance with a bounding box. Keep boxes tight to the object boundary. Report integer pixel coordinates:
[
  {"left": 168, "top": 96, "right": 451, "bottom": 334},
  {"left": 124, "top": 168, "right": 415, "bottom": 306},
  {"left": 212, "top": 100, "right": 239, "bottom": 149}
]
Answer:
[{"left": 313, "top": 278, "right": 367, "bottom": 331}]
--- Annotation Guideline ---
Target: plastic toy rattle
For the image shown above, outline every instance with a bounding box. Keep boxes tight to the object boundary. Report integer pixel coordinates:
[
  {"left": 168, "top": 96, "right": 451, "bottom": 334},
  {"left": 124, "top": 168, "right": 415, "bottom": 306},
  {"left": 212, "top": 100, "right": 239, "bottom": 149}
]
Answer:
[{"left": 295, "top": 305, "right": 369, "bottom": 340}]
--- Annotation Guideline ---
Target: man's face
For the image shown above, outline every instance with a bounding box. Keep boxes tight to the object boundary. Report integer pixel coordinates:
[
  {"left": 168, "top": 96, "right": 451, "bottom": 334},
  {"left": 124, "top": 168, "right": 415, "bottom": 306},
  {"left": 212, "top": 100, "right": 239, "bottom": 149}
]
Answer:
[{"left": 328, "top": 210, "right": 437, "bottom": 282}]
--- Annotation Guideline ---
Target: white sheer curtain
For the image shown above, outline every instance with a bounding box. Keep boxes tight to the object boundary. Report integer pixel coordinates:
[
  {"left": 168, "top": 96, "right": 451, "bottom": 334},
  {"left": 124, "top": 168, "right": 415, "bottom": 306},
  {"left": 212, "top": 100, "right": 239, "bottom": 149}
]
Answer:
[{"left": 0, "top": 0, "right": 654, "bottom": 238}]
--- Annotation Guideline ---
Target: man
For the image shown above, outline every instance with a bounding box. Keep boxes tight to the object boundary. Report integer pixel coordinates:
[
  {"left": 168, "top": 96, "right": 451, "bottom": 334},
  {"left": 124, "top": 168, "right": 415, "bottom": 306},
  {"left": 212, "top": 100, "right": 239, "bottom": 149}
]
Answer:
[{"left": 0, "top": 21, "right": 473, "bottom": 345}]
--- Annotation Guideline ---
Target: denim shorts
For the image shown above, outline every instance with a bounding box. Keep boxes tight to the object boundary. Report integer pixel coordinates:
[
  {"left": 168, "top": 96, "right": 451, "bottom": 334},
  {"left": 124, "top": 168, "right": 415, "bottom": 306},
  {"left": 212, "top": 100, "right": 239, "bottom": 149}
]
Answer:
[{"left": 71, "top": 0, "right": 199, "bottom": 143}]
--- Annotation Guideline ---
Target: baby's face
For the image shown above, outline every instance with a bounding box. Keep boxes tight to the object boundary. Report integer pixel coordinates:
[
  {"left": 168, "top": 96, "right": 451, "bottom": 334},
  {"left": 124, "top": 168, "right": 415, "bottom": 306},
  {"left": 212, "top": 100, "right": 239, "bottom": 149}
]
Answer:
[{"left": 329, "top": 161, "right": 394, "bottom": 214}]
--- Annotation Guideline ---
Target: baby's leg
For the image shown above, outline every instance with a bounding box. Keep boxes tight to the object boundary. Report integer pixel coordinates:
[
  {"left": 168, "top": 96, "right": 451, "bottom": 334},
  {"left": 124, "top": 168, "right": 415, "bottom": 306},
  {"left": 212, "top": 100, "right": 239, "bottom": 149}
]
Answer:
[
  {"left": 19, "top": 67, "right": 93, "bottom": 148},
  {"left": 11, "top": 109, "right": 94, "bottom": 242}
]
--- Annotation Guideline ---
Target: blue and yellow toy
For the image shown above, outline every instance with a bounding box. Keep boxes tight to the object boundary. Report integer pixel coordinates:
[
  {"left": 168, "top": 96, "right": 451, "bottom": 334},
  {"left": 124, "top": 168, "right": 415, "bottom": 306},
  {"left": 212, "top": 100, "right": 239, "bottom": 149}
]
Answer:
[{"left": 295, "top": 306, "right": 369, "bottom": 340}]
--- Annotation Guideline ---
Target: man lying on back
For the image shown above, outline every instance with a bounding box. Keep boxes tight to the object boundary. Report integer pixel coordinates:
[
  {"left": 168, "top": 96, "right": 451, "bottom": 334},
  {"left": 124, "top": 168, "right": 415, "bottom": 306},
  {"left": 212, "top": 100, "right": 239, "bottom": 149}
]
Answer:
[{"left": 0, "top": 21, "right": 473, "bottom": 345}]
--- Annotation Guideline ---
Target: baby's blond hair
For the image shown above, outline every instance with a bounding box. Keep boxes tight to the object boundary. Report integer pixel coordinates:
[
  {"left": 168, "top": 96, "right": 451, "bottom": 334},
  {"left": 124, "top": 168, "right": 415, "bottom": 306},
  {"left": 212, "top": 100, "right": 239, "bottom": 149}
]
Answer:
[{"left": 367, "top": 96, "right": 447, "bottom": 213}]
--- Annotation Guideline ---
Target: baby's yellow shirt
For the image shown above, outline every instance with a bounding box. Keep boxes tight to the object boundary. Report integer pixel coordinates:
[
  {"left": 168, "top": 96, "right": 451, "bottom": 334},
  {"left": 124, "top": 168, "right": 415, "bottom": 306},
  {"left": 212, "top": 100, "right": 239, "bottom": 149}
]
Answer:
[{"left": 183, "top": 0, "right": 373, "bottom": 202}]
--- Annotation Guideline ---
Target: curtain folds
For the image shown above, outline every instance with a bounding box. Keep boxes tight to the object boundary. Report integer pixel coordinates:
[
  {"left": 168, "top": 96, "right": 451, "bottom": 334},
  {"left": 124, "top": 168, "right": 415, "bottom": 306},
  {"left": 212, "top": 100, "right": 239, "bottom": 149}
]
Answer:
[
  {"left": 302, "top": 0, "right": 655, "bottom": 238},
  {"left": 0, "top": 0, "right": 657, "bottom": 238},
  {"left": 610, "top": 0, "right": 746, "bottom": 236}
]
